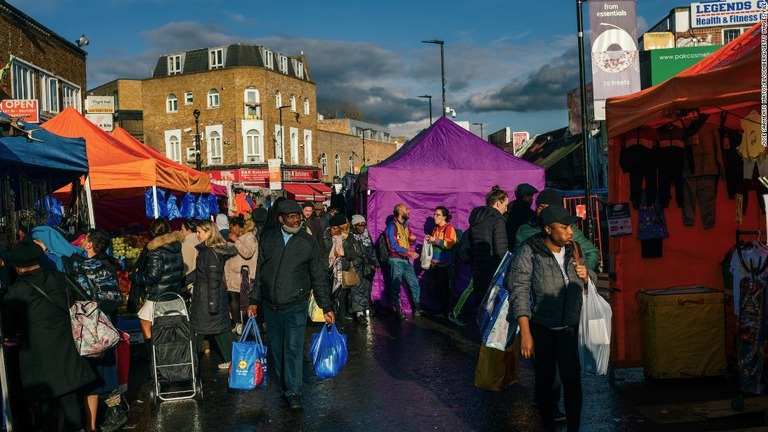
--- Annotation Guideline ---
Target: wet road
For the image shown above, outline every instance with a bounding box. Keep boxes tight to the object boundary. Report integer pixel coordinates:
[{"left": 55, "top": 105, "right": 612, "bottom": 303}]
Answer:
[{"left": 122, "top": 310, "right": 764, "bottom": 432}]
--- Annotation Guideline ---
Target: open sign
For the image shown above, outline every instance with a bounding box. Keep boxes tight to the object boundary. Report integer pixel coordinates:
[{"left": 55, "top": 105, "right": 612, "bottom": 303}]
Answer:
[{"left": 0, "top": 99, "right": 39, "bottom": 123}]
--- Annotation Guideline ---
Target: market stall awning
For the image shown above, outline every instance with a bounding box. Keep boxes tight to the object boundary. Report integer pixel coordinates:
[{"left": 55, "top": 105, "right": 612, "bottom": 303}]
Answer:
[
  {"left": 284, "top": 183, "right": 321, "bottom": 202},
  {"left": 308, "top": 183, "right": 332, "bottom": 199}
]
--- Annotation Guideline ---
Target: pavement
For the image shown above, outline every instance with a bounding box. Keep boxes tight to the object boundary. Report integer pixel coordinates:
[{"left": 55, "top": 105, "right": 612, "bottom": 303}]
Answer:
[{"left": 119, "top": 309, "right": 768, "bottom": 432}]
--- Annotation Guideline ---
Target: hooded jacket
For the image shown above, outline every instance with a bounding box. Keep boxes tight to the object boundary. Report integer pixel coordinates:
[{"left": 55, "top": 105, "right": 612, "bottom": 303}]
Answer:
[
  {"left": 130, "top": 232, "right": 185, "bottom": 301},
  {"left": 468, "top": 206, "right": 508, "bottom": 282},
  {"left": 514, "top": 217, "right": 601, "bottom": 271},
  {"left": 188, "top": 242, "right": 238, "bottom": 334},
  {"left": 224, "top": 231, "right": 258, "bottom": 293},
  {"left": 508, "top": 235, "right": 596, "bottom": 328}
]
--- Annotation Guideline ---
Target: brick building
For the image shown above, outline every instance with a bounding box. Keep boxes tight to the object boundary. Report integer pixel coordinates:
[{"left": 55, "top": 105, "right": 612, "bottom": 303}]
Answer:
[
  {"left": 0, "top": 1, "right": 86, "bottom": 122},
  {"left": 89, "top": 79, "right": 144, "bottom": 140},
  {"left": 316, "top": 118, "right": 399, "bottom": 183}
]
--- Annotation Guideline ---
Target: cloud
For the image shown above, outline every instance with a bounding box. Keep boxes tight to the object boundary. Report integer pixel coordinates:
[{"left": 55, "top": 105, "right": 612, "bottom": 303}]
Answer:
[{"left": 141, "top": 22, "right": 242, "bottom": 54}]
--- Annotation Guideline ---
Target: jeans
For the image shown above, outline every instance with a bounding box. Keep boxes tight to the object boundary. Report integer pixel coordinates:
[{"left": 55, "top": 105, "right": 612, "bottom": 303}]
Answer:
[
  {"left": 263, "top": 301, "right": 308, "bottom": 396},
  {"left": 388, "top": 258, "right": 421, "bottom": 309}
]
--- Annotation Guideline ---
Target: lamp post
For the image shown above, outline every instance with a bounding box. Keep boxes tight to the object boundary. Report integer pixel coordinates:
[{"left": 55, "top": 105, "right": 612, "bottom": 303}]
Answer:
[
  {"left": 576, "top": 0, "right": 594, "bottom": 243},
  {"left": 359, "top": 127, "right": 373, "bottom": 166},
  {"left": 276, "top": 104, "right": 291, "bottom": 161},
  {"left": 471, "top": 122, "right": 484, "bottom": 140},
  {"left": 417, "top": 94, "right": 433, "bottom": 125},
  {"left": 421, "top": 39, "right": 446, "bottom": 117},
  {"left": 192, "top": 108, "right": 201, "bottom": 171}
]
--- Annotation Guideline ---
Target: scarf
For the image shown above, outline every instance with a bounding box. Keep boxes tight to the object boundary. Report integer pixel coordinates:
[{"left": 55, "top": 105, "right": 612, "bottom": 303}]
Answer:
[
  {"left": 353, "top": 230, "right": 372, "bottom": 248},
  {"left": 328, "top": 235, "right": 345, "bottom": 293}
]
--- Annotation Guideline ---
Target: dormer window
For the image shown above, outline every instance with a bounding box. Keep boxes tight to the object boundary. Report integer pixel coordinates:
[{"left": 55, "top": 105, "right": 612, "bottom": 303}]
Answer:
[
  {"left": 263, "top": 49, "right": 274, "bottom": 69},
  {"left": 168, "top": 55, "right": 182, "bottom": 75},
  {"left": 209, "top": 48, "right": 225, "bottom": 69},
  {"left": 278, "top": 55, "right": 288, "bottom": 74},
  {"left": 292, "top": 59, "right": 304, "bottom": 79}
]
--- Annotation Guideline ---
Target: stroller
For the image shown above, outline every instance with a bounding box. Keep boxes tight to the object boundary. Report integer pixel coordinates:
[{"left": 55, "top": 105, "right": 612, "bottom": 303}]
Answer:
[{"left": 149, "top": 292, "right": 202, "bottom": 404}]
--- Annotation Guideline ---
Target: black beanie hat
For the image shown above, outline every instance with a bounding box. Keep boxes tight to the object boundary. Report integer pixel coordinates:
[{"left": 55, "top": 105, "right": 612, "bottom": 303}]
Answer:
[
  {"left": 9, "top": 239, "right": 44, "bottom": 268},
  {"left": 329, "top": 214, "right": 348, "bottom": 227}
]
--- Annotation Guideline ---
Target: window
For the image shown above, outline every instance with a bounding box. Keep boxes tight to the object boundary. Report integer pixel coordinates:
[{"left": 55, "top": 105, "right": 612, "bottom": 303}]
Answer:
[
  {"left": 334, "top": 154, "right": 341, "bottom": 176},
  {"left": 244, "top": 88, "right": 261, "bottom": 119},
  {"left": 61, "top": 83, "right": 81, "bottom": 111},
  {"left": 303, "top": 130, "right": 312, "bottom": 165},
  {"left": 184, "top": 92, "right": 193, "bottom": 105},
  {"left": 349, "top": 155, "right": 354, "bottom": 174},
  {"left": 209, "top": 48, "right": 224, "bottom": 69},
  {"left": 263, "top": 49, "right": 273, "bottom": 69},
  {"left": 290, "top": 128, "right": 299, "bottom": 164},
  {"left": 12, "top": 61, "right": 35, "bottom": 100},
  {"left": 40, "top": 75, "right": 59, "bottom": 113},
  {"left": 292, "top": 59, "right": 304, "bottom": 79},
  {"left": 274, "top": 125, "right": 285, "bottom": 160},
  {"left": 723, "top": 28, "right": 746, "bottom": 44},
  {"left": 320, "top": 153, "right": 328, "bottom": 176},
  {"left": 207, "top": 89, "right": 219, "bottom": 108},
  {"left": 166, "top": 134, "right": 181, "bottom": 162},
  {"left": 303, "top": 98, "right": 310, "bottom": 116},
  {"left": 168, "top": 55, "right": 182, "bottom": 75},
  {"left": 166, "top": 94, "right": 178, "bottom": 113},
  {"left": 244, "top": 129, "right": 262, "bottom": 163},
  {"left": 275, "top": 91, "right": 282, "bottom": 108},
  {"left": 208, "top": 129, "right": 223, "bottom": 165},
  {"left": 290, "top": 95, "right": 296, "bottom": 112},
  {"left": 278, "top": 55, "right": 289, "bottom": 74}
]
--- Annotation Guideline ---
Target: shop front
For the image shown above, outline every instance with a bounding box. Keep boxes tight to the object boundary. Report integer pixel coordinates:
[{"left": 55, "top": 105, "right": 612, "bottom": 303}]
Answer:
[{"left": 207, "top": 167, "right": 331, "bottom": 202}]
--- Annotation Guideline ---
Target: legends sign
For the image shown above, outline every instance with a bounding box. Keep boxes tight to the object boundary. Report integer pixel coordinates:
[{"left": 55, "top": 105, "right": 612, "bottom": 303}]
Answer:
[{"left": 690, "top": 0, "right": 764, "bottom": 28}]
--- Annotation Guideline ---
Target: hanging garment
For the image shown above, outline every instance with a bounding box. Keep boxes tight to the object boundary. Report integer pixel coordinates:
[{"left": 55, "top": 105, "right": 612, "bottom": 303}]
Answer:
[
  {"left": 657, "top": 124, "right": 685, "bottom": 208},
  {"left": 738, "top": 111, "right": 765, "bottom": 161},
  {"left": 619, "top": 127, "right": 658, "bottom": 209},
  {"left": 735, "top": 249, "right": 768, "bottom": 394},
  {"left": 720, "top": 126, "right": 744, "bottom": 199},
  {"left": 682, "top": 175, "right": 718, "bottom": 228},
  {"left": 730, "top": 242, "right": 768, "bottom": 316}
]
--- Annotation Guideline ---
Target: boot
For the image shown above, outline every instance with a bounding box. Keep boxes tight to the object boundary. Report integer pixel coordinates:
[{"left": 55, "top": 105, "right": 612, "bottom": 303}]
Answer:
[{"left": 100, "top": 393, "right": 128, "bottom": 432}]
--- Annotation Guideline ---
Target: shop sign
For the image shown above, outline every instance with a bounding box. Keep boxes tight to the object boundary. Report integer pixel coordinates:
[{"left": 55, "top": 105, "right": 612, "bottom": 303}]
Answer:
[
  {"left": 588, "top": 0, "right": 640, "bottom": 120},
  {"left": 606, "top": 203, "right": 632, "bottom": 236},
  {"left": 641, "top": 45, "right": 721, "bottom": 87},
  {"left": 268, "top": 159, "right": 282, "bottom": 190},
  {"left": 690, "top": 0, "right": 764, "bottom": 28},
  {"left": 0, "top": 99, "right": 39, "bottom": 123},
  {"left": 240, "top": 168, "right": 269, "bottom": 182},
  {"left": 85, "top": 113, "right": 114, "bottom": 132},
  {"left": 283, "top": 168, "right": 321, "bottom": 182},
  {"left": 85, "top": 96, "right": 115, "bottom": 113},
  {"left": 642, "top": 32, "right": 675, "bottom": 50}
]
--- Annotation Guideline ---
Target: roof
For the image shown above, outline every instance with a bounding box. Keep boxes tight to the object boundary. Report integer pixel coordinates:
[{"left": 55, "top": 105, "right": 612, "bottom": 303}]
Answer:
[{"left": 519, "top": 127, "right": 583, "bottom": 169}]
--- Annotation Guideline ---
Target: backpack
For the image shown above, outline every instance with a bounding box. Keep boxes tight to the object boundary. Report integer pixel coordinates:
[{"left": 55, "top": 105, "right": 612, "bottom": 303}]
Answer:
[
  {"left": 457, "top": 226, "right": 472, "bottom": 264},
  {"left": 377, "top": 231, "right": 390, "bottom": 264},
  {"left": 65, "top": 256, "right": 123, "bottom": 312}
]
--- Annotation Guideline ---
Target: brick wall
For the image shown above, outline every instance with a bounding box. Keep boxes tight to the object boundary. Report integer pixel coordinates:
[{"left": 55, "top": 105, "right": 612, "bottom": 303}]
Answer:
[{"left": 316, "top": 130, "right": 398, "bottom": 183}]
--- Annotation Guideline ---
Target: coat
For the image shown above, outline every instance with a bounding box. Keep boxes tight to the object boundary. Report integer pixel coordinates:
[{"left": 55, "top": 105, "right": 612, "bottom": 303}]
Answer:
[
  {"left": 507, "top": 235, "right": 596, "bottom": 328},
  {"left": 224, "top": 231, "right": 258, "bottom": 293},
  {"left": 249, "top": 228, "right": 333, "bottom": 313},
  {"left": 467, "top": 206, "right": 508, "bottom": 284},
  {"left": 514, "top": 218, "right": 601, "bottom": 271},
  {"left": 181, "top": 232, "right": 200, "bottom": 286},
  {"left": 2, "top": 268, "right": 95, "bottom": 402},
  {"left": 188, "top": 242, "right": 238, "bottom": 335},
  {"left": 129, "top": 232, "right": 185, "bottom": 301}
]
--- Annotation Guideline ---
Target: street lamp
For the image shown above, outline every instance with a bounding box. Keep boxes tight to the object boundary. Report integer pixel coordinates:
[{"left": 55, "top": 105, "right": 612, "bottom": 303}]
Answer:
[
  {"left": 359, "top": 127, "right": 373, "bottom": 166},
  {"left": 576, "top": 0, "right": 594, "bottom": 243},
  {"left": 192, "top": 108, "right": 201, "bottom": 171},
  {"left": 276, "top": 105, "right": 291, "bottom": 161},
  {"left": 417, "top": 94, "right": 433, "bottom": 125},
  {"left": 421, "top": 39, "right": 446, "bottom": 117},
  {"left": 471, "top": 122, "right": 484, "bottom": 140}
]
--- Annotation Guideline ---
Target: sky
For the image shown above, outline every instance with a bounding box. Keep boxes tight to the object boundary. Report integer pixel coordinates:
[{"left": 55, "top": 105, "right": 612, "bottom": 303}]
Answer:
[{"left": 13, "top": 0, "right": 675, "bottom": 139}]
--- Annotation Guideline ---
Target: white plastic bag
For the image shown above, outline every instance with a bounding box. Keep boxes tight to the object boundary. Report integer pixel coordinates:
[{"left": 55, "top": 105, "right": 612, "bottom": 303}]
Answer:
[
  {"left": 578, "top": 279, "right": 612, "bottom": 375},
  {"left": 420, "top": 241, "right": 433, "bottom": 270}
]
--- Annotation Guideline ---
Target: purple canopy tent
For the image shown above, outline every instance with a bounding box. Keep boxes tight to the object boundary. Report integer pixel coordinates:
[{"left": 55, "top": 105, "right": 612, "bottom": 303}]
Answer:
[{"left": 360, "top": 117, "right": 545, "bottom": 313}]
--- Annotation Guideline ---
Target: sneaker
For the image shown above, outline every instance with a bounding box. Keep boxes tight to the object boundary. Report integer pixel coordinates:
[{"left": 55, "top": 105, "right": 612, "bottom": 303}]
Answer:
[
  {"left": 287, "top": 395, "right": 303, "bottom": 411},
  {"left": 448, "top": 314, "right": 467, "bottom": 326},
  {"left": 218, "top": 361, "right": 231, "bottom": 371},
  {"left": 553, "top": 409, "right": 567, "bottom": 422},
  {"left": 100, "top": 405, "right": 128, "bottom": 432},
  {"left": 413, "top": 308, "right": 422, "bottom": 317},
  {"left": 356, "top": 313, "right": 368, "bottom": 324},
  {"left": 233, "top": 323, "right": 243, "bottom": 335}
]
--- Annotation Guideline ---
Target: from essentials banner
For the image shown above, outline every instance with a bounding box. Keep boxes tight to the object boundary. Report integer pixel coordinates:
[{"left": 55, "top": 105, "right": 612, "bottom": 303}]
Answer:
[{"left": 589, "top": 0, "right": 640, "bottom": 120}]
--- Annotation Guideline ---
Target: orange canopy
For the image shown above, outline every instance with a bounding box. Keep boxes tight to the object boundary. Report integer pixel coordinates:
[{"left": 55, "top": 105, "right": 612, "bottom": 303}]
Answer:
[
  {"left": 110, "top": 126, "right": 210, "bottom": 193},
  {"left": 606, "top": 22, "right": 761, "bottom": 138},
  {"left": 43, "top": 108, "right": 189, "bottom": 192}
]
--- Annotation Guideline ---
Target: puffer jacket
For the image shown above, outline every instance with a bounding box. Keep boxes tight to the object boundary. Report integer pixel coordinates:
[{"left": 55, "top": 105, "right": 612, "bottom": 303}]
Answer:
[
  {"left": 224, "top": 231, "right": 258, "bottom": 293},
  {"left": 507, "top": 234, "right": 596, "bottom": 328},
  {"left": 188, "top": 242, "right": 238, "bottom": 335},
  {"left": 514, "top": 218, "right": 601, "bottom": 271},
  {"left": 468, "top": 206, "right": 508, "bottom": 281},
  {"left": 129, "top": 232, "right": 185, "bottom": 301},
  {"left": 249, "top": 228, "right": 332, "bottom": 313}
]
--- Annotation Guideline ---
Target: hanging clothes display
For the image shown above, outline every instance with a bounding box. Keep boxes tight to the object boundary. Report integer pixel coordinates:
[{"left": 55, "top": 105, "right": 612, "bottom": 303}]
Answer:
[
  {"left": 656, "top": 123, "right": 685, "bottom": 209},
  {"left": 734, "top": 246, "right": 768, "bottom": 394},
  {"left": 682, "top": 123, "right": 722, "bottom": 228},
  {"left": 619, "top": 126, "right": 658, "bottom": 209}
]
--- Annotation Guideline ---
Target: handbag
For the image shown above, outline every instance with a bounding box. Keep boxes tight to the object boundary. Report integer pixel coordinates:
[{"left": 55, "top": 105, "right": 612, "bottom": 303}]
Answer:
[
  {"left": 341, "top": 266, "right": 360, "bottom": 288},
  {"left": 27, "top": 279, "right": 120, "bottom": 358},
  {"left": 229, "top": 317, "right": 268, "bottom": 390}
]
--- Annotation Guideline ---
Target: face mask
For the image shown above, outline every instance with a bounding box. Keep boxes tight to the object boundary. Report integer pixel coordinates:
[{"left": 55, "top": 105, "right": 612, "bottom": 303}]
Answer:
[{"left": 282, "top": 224, "right": 301, "bottom": 235}]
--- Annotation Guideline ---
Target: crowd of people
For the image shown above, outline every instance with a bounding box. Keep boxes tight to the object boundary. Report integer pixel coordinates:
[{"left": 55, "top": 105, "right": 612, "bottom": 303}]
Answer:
[{"left": 0, "top": 182, "right": 596, "bottom": 431}]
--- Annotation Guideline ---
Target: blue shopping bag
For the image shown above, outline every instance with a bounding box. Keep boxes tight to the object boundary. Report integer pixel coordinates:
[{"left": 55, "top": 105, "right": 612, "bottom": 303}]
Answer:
[
  {"left": 309, "top": 323, "right": 348, "bottom": 380},
  {"left": 228, "top": 317, "right": 267, "bottom": 390}
]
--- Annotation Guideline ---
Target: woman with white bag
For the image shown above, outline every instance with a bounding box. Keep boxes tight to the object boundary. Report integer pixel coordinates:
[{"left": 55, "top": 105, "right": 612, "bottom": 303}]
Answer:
[
  {"left": 507, "top": 205, "right": 596, "bottom": 432},
  {"left": 424, "top": 206, "right": 458, "bottom": 317}
]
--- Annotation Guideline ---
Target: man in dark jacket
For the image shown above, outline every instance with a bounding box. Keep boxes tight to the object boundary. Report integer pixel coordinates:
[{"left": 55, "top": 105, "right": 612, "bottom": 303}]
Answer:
[
  {"left": 509, "top": 205, "right": 596, "bottom": 432},
  {"left": 506, "top": 183, "right": 538, "bottom": 249},
  {"left": 468, "top": 185, "right": 509, "bottom": 294},
  {"left": 307, "top": 202, "right": 329, "bottom": 246},
  {"left": 247, "top": 200, "right": 335, "bottom": 411}
]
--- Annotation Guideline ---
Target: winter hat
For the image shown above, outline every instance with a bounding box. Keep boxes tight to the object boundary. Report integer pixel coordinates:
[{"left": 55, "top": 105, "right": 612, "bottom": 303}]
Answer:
[
  {"left": 277, "top": 199, "right": 302, "bottom": 215},
  {"left": 313, "top": 202, "right": 325, "bottom": 211},
  {"left": 514, "top": 183, "right": 538, "bottom": 198},
  {"left": 539, "top": 205, "right": 579, "bottom": 228},
  {"left": 215, "top": 214, "right": 229, "bottom": 231},
  {"left": 351, "top": 214, "right": 366, "bottom": 226},
  {"left": 9, "top": 239, "right": 44, "bottom": 268},
  {"left": 535, "top": 189, "right": 563, "bottom": 206},
  {"left": 329, "top": 214, "right": 348, "bottom": 227},
  {"left": 252, "top": 207, "right": 268, "bottom": 224}
]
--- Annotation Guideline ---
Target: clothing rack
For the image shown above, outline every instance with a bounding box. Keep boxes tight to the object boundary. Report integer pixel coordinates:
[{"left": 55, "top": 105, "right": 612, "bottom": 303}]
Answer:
[{"left": 736, "top": 229, "right": 765, "bottom": 245}]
